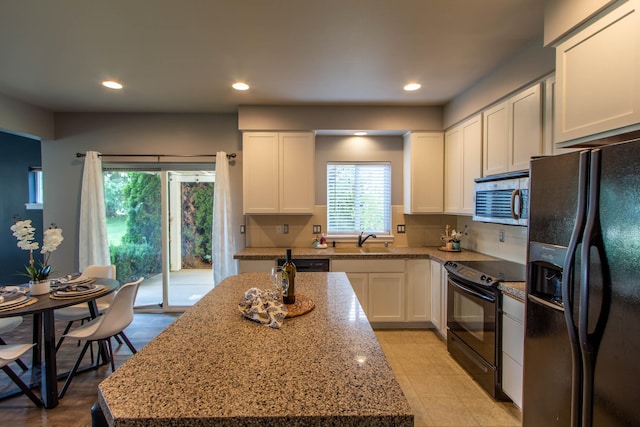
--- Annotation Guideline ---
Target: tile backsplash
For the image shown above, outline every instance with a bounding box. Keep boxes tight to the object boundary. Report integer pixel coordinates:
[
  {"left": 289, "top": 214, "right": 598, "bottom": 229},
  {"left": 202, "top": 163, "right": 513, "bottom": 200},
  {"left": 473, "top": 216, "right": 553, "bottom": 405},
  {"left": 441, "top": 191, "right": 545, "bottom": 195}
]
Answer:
[
  {"left": 244, "top": 205, "right": 459, "bottom": 249},
  {"left": 243, "top": 206, "right": 527, "bottom": 264}
]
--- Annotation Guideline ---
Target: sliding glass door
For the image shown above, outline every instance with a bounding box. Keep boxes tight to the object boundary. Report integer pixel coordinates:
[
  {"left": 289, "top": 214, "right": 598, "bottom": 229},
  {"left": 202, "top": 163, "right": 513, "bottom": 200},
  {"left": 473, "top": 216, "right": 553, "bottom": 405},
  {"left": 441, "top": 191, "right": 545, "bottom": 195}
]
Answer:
[
  {"left": 104, "top": 168, "right": 214, "bottom": 311},
  {"left": 164, "top": 171, "right": 215, "bottom": 308}
]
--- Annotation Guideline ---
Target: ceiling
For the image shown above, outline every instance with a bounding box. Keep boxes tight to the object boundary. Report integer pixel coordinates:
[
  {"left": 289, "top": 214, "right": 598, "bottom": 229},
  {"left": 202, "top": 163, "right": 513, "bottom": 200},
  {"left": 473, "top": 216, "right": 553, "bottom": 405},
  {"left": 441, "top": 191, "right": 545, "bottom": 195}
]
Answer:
[{"left": 0, "top": 0, "right": 544, "bottom": 114}]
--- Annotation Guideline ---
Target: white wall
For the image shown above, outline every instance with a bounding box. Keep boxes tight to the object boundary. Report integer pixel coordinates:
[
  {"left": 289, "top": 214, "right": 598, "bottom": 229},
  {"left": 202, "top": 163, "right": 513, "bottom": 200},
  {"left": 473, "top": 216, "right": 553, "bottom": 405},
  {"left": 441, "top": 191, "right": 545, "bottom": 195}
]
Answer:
[
  {"left": 42, "top": 113, "right": 242, "bottom": 274},
  {"left": 443, "top": 36, "right": 555, "bottom": 129},
  {"left": 456, "top": 217, "right": 527, "bottom": 264},
  {"left": 544, "top": 0, "right": 619, "bottom": 45},
  {"left": 0, "top": 93, "right": 54, "bottom": 140},
  {"left": 239, "top": 105, "right": 443, "bottom": 132}
]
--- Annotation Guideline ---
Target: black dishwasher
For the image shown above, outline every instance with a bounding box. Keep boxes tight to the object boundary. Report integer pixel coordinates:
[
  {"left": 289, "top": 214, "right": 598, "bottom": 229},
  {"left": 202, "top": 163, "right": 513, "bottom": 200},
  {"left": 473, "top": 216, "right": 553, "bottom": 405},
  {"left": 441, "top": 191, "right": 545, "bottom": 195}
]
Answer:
[{"left": 276, "top": 258, "right": 330, "bottom": 272}]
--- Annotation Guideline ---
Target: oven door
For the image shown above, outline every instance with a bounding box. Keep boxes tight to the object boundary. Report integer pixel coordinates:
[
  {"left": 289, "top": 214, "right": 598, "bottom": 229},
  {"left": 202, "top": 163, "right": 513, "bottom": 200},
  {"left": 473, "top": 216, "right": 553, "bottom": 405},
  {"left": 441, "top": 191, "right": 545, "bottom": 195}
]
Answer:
[{"left": 447, "top": 275, "right": 497, "bottom": 365}]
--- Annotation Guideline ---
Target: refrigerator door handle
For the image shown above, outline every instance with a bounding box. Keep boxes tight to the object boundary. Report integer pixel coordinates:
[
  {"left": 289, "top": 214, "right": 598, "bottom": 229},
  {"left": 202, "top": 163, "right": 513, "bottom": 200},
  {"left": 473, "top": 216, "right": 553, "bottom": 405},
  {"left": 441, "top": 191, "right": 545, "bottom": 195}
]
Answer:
[
  {"left": 562, "top": 149, "right": 590, "bottom": 427},
  {"left": 578, "top": 148, "right": 602, "bottom": 427}
]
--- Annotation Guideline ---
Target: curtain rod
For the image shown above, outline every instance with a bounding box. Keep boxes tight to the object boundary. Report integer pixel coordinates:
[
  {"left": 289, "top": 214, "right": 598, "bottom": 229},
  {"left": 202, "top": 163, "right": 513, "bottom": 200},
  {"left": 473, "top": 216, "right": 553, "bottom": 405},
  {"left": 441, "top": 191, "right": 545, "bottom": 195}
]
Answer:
[{"left": 76, "top": 152, "right": 236, "bottom": 160}]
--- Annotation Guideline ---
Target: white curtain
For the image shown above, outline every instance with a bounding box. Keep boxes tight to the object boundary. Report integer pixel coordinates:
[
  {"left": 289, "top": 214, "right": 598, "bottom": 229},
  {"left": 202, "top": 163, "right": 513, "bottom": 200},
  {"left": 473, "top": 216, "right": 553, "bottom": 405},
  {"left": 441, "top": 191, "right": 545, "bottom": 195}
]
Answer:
[
  {"left": 212, "top": 151, "right": 237, "bottom": 284},
  {"left": 79, "top": 151, "right": 110, "bottom": 271}
]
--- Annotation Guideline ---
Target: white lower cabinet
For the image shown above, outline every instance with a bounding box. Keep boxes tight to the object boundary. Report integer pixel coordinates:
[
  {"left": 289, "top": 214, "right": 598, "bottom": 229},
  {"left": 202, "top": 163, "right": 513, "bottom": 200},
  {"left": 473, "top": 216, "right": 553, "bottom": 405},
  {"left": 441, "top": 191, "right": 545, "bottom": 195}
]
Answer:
[
  {"left": 238, "top": 259, "right": 275, "bottom": 273},
  {"left": 501, "top": 294, "right": 525, "bottom": 408},
  {"left": 333, "top": 259, "right": 428, "bottom": 325},
  {"left": 430, "top": 260, "right": 448, "bottom": 337},
  {"left": 406, "top": 259, "right": 430, "bottom": 322},
  {"left": 345, "top": 273, "right": 369, "bottom": 316},
  {"left": 367, "top": 273, "right": 405, "bottom": 322}
]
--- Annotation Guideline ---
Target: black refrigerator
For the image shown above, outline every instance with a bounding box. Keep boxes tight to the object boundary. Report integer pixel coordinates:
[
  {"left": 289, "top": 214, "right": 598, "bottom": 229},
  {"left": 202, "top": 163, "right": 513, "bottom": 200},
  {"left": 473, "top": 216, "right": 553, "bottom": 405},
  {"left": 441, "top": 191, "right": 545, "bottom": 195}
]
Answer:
[{"left": 524, "top": 138, "right": 640, "bottom": 427}]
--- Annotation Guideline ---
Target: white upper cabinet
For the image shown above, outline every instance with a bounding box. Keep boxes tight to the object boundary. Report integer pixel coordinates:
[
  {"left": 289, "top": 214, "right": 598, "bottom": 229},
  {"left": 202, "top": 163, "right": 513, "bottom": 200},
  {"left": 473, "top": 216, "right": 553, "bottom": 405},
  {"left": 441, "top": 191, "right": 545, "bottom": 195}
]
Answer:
[
  {"left": 483, "top": 83, "right": 542, "bottom": 176},
  {"left": 444, "top": 114, "right": 482, "bottom": 215},
  {"left": 554, "top": 0, "right": 640, "bottom": 144},
  {"left": 403, "top": 132, "right": 444, "bottom": 214},
  {"left": 242, "top": 132, "right": 315, "bottom": 214}
]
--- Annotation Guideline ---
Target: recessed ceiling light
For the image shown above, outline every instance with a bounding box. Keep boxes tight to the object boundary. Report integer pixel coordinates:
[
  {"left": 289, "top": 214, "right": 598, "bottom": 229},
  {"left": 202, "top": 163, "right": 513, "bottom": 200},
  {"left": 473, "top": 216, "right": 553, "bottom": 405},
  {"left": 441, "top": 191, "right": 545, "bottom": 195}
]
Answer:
[
  {"left": 403, "top": 83, "right": 421, "bottom": 91},
  {"left": 354, "top": 131, "right": 367, "bottom": 136},
  {"left": 102, "top": 80, "right": 123, "bottom": 90},
  {"left": 232, "top": 82, "right": 250, "bottom": 91}
]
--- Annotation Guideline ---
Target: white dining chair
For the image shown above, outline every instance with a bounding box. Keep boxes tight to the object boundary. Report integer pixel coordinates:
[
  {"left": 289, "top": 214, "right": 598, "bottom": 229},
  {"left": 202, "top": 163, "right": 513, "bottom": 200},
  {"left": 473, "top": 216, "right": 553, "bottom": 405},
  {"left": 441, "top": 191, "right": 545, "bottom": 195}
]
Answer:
[
  {"left": 0, "top": 316, "right": 29, "bottom": 371},
  {"left": 0, "top": 344, "right": 42, "bottom": 407},
  {"left": 54, "top": 264, "right": 116, "bottom": 351},
  {"left": 58, "top": 277, "right": 143, "bottom": 399}
]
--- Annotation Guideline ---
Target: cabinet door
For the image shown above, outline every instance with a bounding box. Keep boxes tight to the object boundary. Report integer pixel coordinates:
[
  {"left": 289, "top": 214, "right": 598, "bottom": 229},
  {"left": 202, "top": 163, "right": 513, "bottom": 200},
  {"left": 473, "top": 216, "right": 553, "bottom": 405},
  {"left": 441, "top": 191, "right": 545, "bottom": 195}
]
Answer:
[
  {"left": 243, "top": 133, "right": 279, "bottom": 214},
  {"left": 346, "top": 273, "right": 369, "bottom": 317},
  {"left": 238, "top": 260, "right": 275, "bottom": 273},
  {"left": 483, "top": 101, "right": 509, "bottom": 176},
  {"left": 406, "top": 259, "right": 430, "bottom": 322},
  {"left": 461, "top": 115, "right": 482, "bottom": 214},
  {"left": 542, "top": 75, "right": 581, "bottom": 156},
  {"left": 502, "top": 295, "right": 524, "bottom": 408},
  {"left": 509, "top": 83, "right": 541, "bottom": 171},
  {"left": 403, "top": 132, "right": 444, "bottom": 213},
  {"left": 440, "top": 265, "right": 448, "bottom": 338},
  {"left": 430, "top": 260, "right": 443, "bottom": 332},
  {"left": 555, "top": 0, "right": 640, "bottom": 144},
  {"left": 279, "top": 132, "right": 315, "bottom": 214},
  {"left": 444, "top": 127, "right": 463, "bottom": 214},
  {"left": 368, "top": 273, "right": 405, "bottom": 322}
]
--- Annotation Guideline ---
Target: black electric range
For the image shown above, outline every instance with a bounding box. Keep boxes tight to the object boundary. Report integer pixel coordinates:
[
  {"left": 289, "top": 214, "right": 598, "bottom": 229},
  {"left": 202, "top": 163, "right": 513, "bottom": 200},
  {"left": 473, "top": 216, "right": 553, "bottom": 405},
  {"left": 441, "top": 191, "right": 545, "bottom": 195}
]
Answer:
[{"left": 444, "top": 260, "right": 526, "bottom": 288}]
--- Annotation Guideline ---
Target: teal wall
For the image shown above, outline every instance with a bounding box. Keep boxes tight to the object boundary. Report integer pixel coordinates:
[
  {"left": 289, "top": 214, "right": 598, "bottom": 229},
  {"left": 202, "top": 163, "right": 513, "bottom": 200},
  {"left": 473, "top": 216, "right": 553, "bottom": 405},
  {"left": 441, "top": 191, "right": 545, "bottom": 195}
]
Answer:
[{"left": 0, "top": 131, "right": 43, "bottom": 284}]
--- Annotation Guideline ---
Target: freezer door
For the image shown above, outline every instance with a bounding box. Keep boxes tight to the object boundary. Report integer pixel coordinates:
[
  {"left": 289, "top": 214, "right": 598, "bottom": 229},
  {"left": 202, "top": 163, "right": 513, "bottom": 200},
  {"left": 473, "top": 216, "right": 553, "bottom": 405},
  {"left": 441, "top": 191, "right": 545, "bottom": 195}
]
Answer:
[
  {"left": 528, "top": 151, "right": 583, "bottom": 247},
  {"left": 523, "top": 298, "right": 573, "bottom": 426}
]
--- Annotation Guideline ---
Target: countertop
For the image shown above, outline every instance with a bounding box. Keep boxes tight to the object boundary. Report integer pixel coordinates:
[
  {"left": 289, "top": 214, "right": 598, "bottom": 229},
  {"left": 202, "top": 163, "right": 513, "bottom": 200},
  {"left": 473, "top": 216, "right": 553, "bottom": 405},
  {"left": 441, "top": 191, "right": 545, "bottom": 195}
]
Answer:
[
  {"left": 98, "top": 272, "right": 413, "bottom": 427},
  {"left": 235, "top": 247, "right": 527, "bottom": 301}
]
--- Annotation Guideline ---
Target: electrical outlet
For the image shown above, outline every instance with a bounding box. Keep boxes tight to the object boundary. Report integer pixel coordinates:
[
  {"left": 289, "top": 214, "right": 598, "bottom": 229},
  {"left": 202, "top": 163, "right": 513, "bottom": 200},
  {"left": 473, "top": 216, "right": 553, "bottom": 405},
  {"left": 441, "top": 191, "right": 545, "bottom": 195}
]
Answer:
[
  {"left": 312, "top": 225, "right": 322, "bottom": 234},
  {"left": 283, "top": 224, "right": 289, "bottom": 234},
  {"left": 464, "top": 225, "right": 469, "bottom": 236},
  {"left": 276, "top": 225, "right": 282, "bottom": 234},
  {"left": 499, "top": 229, "right": 505, "bottom": 242},
  {"left": 240, "top": 225, "right": 245, "bottom": 234},
  {"left": 397, "top": 224, "right": 406, "bottom": 234}
]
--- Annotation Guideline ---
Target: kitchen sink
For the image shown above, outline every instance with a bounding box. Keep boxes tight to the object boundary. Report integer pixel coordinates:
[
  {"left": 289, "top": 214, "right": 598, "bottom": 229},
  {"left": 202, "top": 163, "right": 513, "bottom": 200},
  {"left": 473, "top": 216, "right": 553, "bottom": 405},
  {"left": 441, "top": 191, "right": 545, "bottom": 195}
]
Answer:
[
  {"left": 333, "top": 247, "right": 392, "bottom": 254},
  {"left": 360, "top": 246, "right": 392, "bottom": 253},
  {"left": 333, "top": 247, "right": 363, "bottom": 253}
]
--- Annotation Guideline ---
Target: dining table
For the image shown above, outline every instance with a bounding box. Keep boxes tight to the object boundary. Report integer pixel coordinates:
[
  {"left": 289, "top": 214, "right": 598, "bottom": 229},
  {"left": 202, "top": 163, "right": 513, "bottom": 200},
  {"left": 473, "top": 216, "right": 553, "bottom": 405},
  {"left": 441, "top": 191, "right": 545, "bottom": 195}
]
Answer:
[{"left": 0, "top": 277, "right": 119, "bottom": 409}]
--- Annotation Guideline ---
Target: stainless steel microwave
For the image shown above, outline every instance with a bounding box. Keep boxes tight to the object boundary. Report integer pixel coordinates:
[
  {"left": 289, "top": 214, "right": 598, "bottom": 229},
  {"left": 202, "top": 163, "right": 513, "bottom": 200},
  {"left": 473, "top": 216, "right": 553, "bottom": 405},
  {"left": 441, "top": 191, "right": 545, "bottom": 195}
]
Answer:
[{"left": 473, "top": 171, "right": 529, "bottom": 226}]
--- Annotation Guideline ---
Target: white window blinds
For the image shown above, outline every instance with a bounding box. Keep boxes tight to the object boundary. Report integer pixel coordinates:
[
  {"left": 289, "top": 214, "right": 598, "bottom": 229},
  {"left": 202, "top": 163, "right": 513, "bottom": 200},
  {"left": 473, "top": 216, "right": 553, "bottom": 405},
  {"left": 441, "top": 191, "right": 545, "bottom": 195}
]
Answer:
[{"left": 327, "top": 162, "right": 391, "bottom": 234}]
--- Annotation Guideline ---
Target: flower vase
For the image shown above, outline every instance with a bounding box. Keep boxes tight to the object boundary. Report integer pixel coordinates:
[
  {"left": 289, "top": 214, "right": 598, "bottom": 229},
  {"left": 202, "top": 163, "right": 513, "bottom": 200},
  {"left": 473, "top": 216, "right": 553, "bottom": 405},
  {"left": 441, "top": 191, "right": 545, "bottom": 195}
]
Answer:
[
  {"left": 29, "top": 279, "right": 51, "bottom": 295},
  {"left": 452, "top": 242, "right": 461, "bottom": 250}
]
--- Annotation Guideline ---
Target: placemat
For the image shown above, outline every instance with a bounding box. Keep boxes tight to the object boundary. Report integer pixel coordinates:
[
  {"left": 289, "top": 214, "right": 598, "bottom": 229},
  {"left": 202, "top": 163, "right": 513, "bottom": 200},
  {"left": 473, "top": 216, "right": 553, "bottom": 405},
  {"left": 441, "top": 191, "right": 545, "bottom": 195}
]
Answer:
[
  {"left": 284, "top": 294, "right": 315, "bottom": 318},
  {"left": 49, "top": 285, "right": 108, "bottom": 300},
  {"left": 0, "top": 296, "right": 37, "bottom": 312}
]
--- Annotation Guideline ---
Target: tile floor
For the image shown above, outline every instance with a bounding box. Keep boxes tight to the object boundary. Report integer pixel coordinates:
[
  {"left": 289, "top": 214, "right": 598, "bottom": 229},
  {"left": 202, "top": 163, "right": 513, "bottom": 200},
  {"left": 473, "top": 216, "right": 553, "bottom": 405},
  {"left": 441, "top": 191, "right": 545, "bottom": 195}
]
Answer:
[{"left": 375, "top": 329, "right": 522, "bottom": 427}]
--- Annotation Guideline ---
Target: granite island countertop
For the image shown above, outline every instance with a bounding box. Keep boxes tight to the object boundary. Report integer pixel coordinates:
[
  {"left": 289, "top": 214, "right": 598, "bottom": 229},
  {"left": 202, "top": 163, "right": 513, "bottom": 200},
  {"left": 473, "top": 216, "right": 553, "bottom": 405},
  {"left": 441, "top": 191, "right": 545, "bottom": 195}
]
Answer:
[{"left": 98, "top": 272, "right": 413, "bottom": 427}]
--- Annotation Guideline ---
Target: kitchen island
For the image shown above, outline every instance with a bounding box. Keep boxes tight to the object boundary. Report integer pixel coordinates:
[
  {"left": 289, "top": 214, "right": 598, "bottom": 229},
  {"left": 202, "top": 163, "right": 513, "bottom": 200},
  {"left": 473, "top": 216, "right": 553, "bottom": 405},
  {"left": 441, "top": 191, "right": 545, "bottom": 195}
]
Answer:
[{"left": 98, "top": 272, "right": 413, "bottom": 426}]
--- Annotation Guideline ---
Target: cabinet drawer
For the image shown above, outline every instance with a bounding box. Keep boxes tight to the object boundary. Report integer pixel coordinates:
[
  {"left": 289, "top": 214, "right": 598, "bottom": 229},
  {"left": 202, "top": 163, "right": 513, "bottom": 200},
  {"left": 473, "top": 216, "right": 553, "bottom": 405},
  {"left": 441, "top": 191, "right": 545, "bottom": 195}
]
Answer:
[
  {"left": 331, "top": 259, "right": 405, "bottom": 273},
  {"left": 502, "top": 352, "right": 523, "bottom": 408},
  {"left": 502, "top": 294, "right": 525, "bottom": 323},
  {"left": 502, "top": 314, "right": 524, "bottom": 364}
]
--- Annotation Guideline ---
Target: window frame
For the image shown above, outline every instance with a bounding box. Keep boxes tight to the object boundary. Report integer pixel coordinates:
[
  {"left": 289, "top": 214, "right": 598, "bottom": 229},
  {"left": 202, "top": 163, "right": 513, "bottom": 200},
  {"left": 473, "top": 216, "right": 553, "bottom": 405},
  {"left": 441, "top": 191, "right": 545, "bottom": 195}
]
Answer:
[{"left": 326, "top": 161, "right": 392, "bottom": 237}]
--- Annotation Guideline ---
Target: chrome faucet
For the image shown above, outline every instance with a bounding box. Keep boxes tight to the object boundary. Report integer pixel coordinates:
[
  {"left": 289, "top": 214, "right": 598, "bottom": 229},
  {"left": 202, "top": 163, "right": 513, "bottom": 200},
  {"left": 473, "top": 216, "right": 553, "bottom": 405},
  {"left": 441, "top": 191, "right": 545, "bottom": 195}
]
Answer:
[{"left": 357, "top": 232, "right": 377, "bottom": 247}]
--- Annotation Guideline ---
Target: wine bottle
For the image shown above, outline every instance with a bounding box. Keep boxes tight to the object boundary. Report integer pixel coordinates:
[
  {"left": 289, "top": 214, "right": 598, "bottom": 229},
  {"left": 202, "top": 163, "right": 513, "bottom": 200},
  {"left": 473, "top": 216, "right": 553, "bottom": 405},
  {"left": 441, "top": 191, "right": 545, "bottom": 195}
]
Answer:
[{"left": 282, "top": 248, "right": 296, "bottom": 304}]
